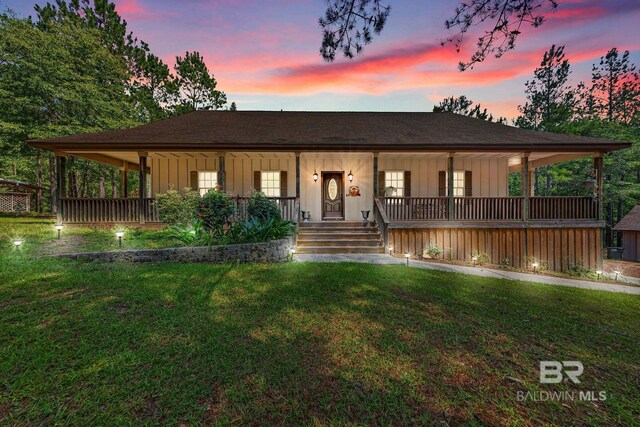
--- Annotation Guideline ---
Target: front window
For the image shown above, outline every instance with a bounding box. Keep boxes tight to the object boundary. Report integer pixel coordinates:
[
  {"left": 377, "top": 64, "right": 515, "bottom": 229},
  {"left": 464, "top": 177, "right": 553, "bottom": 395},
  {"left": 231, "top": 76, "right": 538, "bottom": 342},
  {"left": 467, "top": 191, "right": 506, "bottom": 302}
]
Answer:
[
  {"left": 446, "top": 171, "right": 465, "bottom": 196},
  {"left": 261, "top": 171, "right": 281, "bottom": 197},
  {"left": 198, "top": 171, "right": 218, "bottom": 196},
  {"left": 385, "top": 171, "right": 404, "bottom": 196}
]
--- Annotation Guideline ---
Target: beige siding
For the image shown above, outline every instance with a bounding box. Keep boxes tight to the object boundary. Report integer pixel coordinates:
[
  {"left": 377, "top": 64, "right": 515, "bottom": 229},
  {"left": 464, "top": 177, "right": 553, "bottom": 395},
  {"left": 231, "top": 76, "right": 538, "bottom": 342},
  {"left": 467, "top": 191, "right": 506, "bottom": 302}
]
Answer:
[
  {"left": 150, "top": 153, "right": 510, "bottom": 221},
  {"left": 300, "top": 155, "right": 373, "bottom": 222},
  {"left": 379, "top": 157, "right": 509, "bottom": 197}
]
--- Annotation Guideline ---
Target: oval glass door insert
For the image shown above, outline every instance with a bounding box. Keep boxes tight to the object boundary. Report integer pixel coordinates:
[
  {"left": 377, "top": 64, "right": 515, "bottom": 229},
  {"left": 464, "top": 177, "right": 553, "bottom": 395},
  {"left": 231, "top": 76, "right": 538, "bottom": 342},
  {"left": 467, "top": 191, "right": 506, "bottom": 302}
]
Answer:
[{"left": 328, "top": 178, "right": 338, "bottom": 200}]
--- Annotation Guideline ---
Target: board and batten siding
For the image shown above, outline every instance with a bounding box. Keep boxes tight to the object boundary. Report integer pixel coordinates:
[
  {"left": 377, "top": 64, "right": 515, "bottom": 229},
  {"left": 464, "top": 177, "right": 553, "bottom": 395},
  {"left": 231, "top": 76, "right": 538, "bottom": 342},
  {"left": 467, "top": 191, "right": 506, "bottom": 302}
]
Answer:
[
  {"left": 379, "top": 157, "right": 509, "bottom": 197},
  {"left": 150, "top": 156, "right": 296, "bottom": 197},
  {"left": 388, "top": 226, "right": 602, "bottom": 272}
]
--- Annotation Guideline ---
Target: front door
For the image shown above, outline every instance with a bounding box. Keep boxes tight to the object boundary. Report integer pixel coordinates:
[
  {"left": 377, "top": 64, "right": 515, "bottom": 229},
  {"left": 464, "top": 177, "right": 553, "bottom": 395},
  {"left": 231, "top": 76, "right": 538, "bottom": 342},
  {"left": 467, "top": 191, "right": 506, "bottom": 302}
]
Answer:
[{"left": 322, "top": 172, "right": 344, "bottom": 220}]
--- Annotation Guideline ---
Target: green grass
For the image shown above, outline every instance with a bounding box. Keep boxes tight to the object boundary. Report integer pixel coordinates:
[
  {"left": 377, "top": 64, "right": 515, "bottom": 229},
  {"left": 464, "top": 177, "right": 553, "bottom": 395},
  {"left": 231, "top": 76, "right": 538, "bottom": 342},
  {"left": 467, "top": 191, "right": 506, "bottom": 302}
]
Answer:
[
  {"left": 1, "top": 256, "right": 639, "bottom": 425},
  {"left": 0, "top": 214, "right": 181, "bottom": 255}
]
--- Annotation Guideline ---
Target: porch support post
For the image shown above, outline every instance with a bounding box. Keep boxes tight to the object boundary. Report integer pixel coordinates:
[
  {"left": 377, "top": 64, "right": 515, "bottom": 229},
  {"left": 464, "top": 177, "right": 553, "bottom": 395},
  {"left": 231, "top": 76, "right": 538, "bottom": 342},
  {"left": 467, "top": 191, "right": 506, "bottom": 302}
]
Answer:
[
  {"left": 121, "top": 161, "right": 129, "bottom": 198},
  {"left": 295, "top": 152, "right": 301, "bottom": 198},
  {"left": 447, "top": 153, "right": 454, "bottom": 220},
  {"left": 594, "top": 154, "right": 604, "bottom": 221},
  {"left": 594, "top": 153, "right": 605, "bottom": 269},
  {"left": 218, "top": 153, "right": 226, "bottom": 192},
  {"left": 521, "top": 154, "right": 530, "bottom": 221},
  {"left": 373, "top": 152, "right": 379, "bottom": 197},
  {"left": 138, "top": 152, "right": 147, "bottom": 224},
  {"left": 56, "top": 153, "right": 67, "bottom": 223}
]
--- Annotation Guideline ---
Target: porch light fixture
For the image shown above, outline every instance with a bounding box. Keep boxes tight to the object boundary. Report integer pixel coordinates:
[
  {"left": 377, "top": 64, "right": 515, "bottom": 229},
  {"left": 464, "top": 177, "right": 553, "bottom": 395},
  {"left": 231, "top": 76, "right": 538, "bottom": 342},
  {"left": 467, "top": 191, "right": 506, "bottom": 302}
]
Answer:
[
  {"left": 313, "top": 170, "right": 318, "bottom": 182},
  {"left": 472, "top": 255, "right": 478, "bottom": 267},
  {"left": 404, "top": 252, "right": 411, "bottom": 266},
  {"left": 115, "top": 230, "right": 125, "bottom": 248},
  {"left": 13, "top": 239, "right": 24, "bottom": 249},
  {"left": 531, "top": 261, "right": 539, "bottom": 273},
  {"left": 55, "top": 224, "right": 63, "bottom": 240},
  {"left": 614, "top": 270, "right": 620, "bottom": 281},
  {"left": 595, "top": 270, "right": 602, "bottom": 280},
  {"left": 348, "top": 170, "right": 353, "bottom": 182}
]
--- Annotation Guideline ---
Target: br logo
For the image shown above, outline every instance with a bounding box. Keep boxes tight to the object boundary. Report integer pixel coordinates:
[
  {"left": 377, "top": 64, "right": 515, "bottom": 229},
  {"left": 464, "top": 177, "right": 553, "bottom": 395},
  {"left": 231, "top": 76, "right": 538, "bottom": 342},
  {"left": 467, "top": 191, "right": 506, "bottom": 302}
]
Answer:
[{"left": 539, "top": 361, "right": 584, "bottom": 384}]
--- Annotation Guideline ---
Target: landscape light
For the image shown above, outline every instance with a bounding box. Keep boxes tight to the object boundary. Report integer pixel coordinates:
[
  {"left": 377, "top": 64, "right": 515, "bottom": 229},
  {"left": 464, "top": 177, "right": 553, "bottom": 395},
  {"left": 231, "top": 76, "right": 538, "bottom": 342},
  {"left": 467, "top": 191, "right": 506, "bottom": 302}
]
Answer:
[
  {"left": 614, "top": 270, "right": 620, "bottom": 281},
  {"left": 55, "top": 224, "right": 63, "bottom": 240},
  {"left": 472, "top": 255, "right": 478, "bottom": 267},
  {"left": 289, "top": 248, "right": 296, "bottom": 260},
  {"left": 115, "top": 230, "right": 125, "bottom": 248},
  {"left": 404, "top": 252, "right": 411, "bottom": 266},
  {"left": 596, "top": 270, "right": 602, "bottom": 280},
  {"left": 348, "top": 170, "right": 353, "bottom": 182},
  {"left": 388, "top": 245, "right": 393, "bottom": 255},
  {"left": 13, "top": 239, "right": 24, "bottom": 248},
  {"left": 532, "top": 261, "right": 539, "bottom": 273},
  {"left": 313, "top": 170, "right": 318, "bottom": 182}
]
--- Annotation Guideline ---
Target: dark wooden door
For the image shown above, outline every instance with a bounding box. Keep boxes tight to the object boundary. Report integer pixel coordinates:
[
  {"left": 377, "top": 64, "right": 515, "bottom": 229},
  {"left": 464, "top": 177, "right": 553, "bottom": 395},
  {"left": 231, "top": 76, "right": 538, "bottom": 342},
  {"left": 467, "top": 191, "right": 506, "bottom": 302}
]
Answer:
[{"left": 322, "top": 172, "right": 344, "bottom": 219}]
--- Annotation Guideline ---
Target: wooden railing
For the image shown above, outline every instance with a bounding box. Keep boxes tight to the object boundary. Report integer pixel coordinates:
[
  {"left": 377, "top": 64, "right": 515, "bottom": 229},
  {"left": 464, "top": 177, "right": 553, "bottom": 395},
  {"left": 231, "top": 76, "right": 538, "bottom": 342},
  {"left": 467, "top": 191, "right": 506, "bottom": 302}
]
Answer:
[
  {"left": 373, "top": 197, "right": 389, "bottom": 246},
  {"left": 381, "top": 197, "right": 449, "bottom": 221},
  {"left": 60, "top": 196, "right": 296, "bottom": 224},
  {"left": 376, "top": 196, "right": 598, "bottom": 222},
  {"left": 454, "top": 197, "right": 523, "bottom": 221},
  {"left": 232, "top": 196, "right": 299, "bottom": 223},
  {"left": 61, "top": 198, "right": 158, "bottom": 223},
  {"left": 530, "top": 197, "right": 597, "bottom": 220}
]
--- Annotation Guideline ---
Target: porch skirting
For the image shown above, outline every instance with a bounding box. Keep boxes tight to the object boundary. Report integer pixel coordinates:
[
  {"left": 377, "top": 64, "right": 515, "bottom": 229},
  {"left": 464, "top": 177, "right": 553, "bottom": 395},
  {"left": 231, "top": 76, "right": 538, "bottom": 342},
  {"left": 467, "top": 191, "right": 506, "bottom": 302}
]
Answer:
[{"left": 388, "top": 226, "right": 602, "bottom": 272}]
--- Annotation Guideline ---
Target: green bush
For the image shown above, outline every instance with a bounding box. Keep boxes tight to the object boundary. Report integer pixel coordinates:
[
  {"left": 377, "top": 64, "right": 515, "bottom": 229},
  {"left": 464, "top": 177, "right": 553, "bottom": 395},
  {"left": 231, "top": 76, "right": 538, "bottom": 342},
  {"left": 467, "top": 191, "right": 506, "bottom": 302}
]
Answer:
[
  {"left": 197, "top": 190, "right": 236, "bottom": 233},
  {"left": 247, "top": 192, "right": 281, "bottom": 221},
  {"left": 423, "top": 244, "right": 441, "bottom": 259},
  {"left": 471, "top": 251, "right": 491, "bottom": 266},
  {"left": 225, "top": 217, "right": 296, "bottom": 244},
  {"left": 155, "top": 188, "right": 201, "bottom": 225},
  {"left": 169, "top": 218, "right": 217, "bottom": 247}
]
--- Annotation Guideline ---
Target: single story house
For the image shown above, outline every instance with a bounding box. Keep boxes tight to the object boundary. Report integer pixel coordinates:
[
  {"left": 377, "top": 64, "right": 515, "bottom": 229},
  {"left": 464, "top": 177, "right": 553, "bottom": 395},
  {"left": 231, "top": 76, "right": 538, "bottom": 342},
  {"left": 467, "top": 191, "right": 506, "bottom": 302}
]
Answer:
[
  {"left": 613, "top": 206, "right": 640, "bottom": 262},
  {"left": 29, "top": 111, "right": 631, "bottom": 271}
]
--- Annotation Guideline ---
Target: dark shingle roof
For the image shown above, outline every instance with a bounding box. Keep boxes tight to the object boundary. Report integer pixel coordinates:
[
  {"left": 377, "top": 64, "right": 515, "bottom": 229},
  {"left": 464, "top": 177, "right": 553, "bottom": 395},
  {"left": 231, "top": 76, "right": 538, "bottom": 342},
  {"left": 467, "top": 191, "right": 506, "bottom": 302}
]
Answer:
[
  {"left": 614, "top": 206, "right": 640, "bottom": 231},
  {"left": 29, "top": 111, "right": 631, "bottom": 152}
]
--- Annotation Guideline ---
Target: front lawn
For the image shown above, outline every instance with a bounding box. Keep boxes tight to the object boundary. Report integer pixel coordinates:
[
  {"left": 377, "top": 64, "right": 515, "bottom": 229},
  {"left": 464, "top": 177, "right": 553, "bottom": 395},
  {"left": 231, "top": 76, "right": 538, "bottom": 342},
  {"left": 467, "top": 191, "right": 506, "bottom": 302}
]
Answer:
[
  {"left": 1, "top": 258, "right": 638, "bottom": 425},
  {"left": 0, "top": 214, "right": 181, "bottom": 255}
]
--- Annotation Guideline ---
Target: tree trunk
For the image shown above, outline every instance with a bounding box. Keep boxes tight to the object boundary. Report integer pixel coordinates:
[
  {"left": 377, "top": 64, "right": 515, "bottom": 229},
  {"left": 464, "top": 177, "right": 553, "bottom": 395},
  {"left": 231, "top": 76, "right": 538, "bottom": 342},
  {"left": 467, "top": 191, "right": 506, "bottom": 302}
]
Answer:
[
  {"left": 605, "top": 201, "right": 613, "bottom": 247},
  {"left": 36, "top": 152, "right": 43, "bottom": 213},
  {"left": 80, "top": 160, "right": 89, "bottom": 197},
  {"left": 49, "top": 153, "right": 57, "bottom": 214},
  {"left": 111, "top": 167, "right": 117, "bottom": 198},
  {"left": 99, "top": 165, "right": 106, "bottom": 198},
  {"left": 616, "top": 198, "right": 623, "bottom": 247}
]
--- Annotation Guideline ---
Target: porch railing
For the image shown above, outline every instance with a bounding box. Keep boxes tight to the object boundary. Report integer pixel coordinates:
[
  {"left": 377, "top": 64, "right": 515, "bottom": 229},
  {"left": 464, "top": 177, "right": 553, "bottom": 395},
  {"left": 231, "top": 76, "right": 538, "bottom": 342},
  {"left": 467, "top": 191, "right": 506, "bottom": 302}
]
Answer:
[
  {"left": 60, "top": 196, "right": 299, "bottom": 224},
  {"left": 232, "top": 196, "right": 299, "bottom": 223},
  {"left": 376, "top": 196, "right": 598, "bottom": 222},
  {"left": 61, "top": 198, "right": 159, "bottom": 223}
]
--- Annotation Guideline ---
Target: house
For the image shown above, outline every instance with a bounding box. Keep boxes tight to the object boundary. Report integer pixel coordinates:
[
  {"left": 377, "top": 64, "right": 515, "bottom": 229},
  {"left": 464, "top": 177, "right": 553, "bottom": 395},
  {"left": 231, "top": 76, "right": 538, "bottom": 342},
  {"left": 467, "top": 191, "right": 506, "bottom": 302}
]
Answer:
[
  {"left": 613, "top": 206, "right": 640, "bottom": 262},
  {"left": 29, "top": 111, "right": 631, "bottom": 271}
]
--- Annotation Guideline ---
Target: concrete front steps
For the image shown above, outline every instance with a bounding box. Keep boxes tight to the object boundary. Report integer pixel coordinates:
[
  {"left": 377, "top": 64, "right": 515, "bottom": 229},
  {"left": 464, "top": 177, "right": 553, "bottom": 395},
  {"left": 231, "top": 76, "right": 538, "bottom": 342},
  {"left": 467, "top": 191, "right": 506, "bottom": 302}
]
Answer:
[{"left": 296, "top": 221, "right": 385, "bottom": 254}]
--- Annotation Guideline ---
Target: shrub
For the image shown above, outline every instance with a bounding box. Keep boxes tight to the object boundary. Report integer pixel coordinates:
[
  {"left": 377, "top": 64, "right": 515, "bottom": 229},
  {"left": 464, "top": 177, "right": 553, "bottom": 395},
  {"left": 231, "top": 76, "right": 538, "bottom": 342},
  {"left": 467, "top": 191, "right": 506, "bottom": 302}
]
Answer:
[
  {"left": 423, "top": 244, "right": 441, "bottom": 259},
  {"left": 197, "top": 190, "right": 236, "bottom": 233},
  {"left": 155, "top": 188, "right": 201, "bottom": 225},
  {"left": 247, "top": 192, "right": 281, "bottom": 221},
  {"left": 499, "top": 258, "right": 511, "bottom": 269},
  {"left": 471, "top": 251, "right": 491, "bottom": 266},
  {"left": 225, "top": 217, "right": 297, "bottom": 244},
  {"left": 169, "top": 218, "right": 217, "bottom": 247}
]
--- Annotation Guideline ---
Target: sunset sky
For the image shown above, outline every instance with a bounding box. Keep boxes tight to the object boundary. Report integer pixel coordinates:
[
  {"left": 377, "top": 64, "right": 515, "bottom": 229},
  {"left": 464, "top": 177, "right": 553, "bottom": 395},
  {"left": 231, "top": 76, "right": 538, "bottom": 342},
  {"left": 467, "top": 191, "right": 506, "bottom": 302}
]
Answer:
[{"left": 4, "top": 0, "right": 640, "bottom": 120}]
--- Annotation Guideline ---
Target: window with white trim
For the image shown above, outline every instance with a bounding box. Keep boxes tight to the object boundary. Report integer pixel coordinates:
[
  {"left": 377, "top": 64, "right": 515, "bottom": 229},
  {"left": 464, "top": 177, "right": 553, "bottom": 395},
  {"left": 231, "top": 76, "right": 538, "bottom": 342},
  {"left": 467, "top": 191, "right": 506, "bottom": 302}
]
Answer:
[
  {"left": 446, "top": 171, "right": 466, "bottom": 196},
  {"left": 198, "top": 171, "right": 218, "bottom": 196},
  {"left": 261, "top": 171, "right": 281, "bottom": 197},
  {"left": 385, "top": 171, "right": 404, "bottom": 196}
]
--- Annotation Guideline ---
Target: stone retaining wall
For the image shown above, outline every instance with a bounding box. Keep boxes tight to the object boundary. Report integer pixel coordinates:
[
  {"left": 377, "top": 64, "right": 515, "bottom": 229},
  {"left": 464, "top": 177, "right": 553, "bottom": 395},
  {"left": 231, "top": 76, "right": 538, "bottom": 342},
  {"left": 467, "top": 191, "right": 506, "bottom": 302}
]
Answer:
[{"left": 55, "top": 239, "right": 292, "bottom": 263}]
